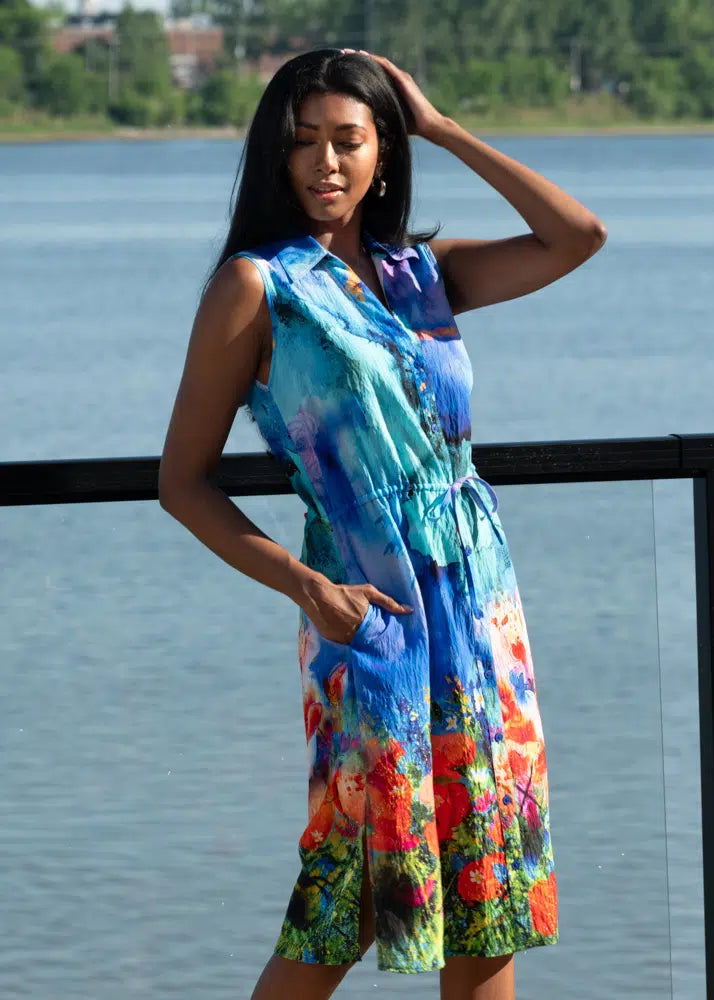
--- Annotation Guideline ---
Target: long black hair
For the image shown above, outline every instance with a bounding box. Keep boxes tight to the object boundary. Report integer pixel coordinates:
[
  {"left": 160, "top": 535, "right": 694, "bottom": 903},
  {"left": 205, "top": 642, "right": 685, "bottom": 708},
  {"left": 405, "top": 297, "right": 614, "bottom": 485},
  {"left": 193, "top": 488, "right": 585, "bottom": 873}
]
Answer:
[{"left": 201, "top": 47, "right": 440, "bottom": 298}]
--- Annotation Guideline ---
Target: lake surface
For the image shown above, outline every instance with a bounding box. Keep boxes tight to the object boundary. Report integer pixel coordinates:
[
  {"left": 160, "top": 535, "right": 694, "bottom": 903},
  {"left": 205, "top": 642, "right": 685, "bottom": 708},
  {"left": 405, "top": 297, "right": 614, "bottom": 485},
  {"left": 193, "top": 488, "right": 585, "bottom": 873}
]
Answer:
[{"left": 1, "top": 133, "right": 712, "bottom": 998}]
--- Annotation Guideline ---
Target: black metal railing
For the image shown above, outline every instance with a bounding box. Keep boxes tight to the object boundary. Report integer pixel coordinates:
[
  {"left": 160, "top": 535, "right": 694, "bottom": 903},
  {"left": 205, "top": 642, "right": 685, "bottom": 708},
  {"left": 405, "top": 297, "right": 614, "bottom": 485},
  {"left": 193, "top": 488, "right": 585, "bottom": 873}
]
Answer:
[{"left": 2, "top": 431, "right": 713, "bottom": 997}]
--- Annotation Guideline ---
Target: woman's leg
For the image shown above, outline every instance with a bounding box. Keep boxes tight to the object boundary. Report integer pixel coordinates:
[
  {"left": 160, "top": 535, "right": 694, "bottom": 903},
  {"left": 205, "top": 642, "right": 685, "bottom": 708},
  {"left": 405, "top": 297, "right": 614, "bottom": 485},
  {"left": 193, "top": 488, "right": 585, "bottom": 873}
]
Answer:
[
  {"left": 250, "top": 829, "right": 375, "bottom": 1000},
  {"left": 439, "top": 954, "right": 515, "bottom": 1000}
]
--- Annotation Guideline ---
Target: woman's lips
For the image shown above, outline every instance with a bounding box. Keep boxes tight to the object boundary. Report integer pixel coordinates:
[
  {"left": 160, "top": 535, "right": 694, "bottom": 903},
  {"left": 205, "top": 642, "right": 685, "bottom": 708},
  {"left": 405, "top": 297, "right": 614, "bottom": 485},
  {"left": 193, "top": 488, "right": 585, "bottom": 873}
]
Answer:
[{"left": 309, "top": 187, "right": 344, "bottom": 200}]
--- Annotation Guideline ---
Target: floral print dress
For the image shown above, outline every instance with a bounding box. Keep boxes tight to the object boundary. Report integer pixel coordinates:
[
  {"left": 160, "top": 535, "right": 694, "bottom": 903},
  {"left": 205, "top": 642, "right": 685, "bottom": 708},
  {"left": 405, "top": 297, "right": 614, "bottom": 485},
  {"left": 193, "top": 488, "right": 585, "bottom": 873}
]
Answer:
[{"left": 234, "top": 228, "right": 558, "bottom": 974}]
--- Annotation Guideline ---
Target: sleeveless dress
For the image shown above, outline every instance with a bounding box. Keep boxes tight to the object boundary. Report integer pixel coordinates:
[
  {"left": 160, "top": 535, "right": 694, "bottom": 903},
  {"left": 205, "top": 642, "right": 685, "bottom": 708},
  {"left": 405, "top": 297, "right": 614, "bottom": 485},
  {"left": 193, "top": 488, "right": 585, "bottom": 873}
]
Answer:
[{"left": 233, "top": 228, "right": 558, "bottom": 974}]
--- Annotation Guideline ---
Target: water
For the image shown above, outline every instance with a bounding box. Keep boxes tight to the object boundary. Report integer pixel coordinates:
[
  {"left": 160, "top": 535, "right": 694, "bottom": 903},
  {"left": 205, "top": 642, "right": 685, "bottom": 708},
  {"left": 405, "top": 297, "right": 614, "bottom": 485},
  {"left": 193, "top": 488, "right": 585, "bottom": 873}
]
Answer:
[{"left": 1, "top": 133, "right": 711, "bottom": 998}]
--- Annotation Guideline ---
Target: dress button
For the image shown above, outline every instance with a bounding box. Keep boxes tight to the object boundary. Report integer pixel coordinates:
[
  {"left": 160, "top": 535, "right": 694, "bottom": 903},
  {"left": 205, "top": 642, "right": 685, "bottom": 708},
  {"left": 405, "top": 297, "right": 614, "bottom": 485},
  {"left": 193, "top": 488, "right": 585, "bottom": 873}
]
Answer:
[
  {"left": 503, "top": 795, "right": 511, "bottom": 805},
  {"left": 494, "top": 732, "right": 503, "bottom": 742}
]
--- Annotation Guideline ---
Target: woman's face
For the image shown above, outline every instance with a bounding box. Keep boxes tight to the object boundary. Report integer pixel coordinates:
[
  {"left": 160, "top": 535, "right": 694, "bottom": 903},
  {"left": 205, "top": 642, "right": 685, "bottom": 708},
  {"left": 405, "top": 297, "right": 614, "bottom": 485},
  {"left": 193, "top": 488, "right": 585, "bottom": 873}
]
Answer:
[{"left": 286, "top": 91, "right": 382, "bottom": 225}]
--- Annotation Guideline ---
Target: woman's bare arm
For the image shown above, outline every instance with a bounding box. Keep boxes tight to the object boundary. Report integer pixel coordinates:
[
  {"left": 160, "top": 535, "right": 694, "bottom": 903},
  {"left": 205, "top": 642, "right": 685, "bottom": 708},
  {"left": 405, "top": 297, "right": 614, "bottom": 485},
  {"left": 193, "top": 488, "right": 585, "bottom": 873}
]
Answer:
[{"left": 158, "top": 256, "right": 324, "bottom": 607}]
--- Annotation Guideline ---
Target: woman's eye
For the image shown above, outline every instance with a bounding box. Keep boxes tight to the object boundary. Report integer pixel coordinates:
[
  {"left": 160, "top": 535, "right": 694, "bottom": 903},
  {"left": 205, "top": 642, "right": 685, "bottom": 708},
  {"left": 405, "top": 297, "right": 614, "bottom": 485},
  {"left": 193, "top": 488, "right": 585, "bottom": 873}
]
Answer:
[{"left": 293, "top": 140, "right": 362, "bottom": 149}]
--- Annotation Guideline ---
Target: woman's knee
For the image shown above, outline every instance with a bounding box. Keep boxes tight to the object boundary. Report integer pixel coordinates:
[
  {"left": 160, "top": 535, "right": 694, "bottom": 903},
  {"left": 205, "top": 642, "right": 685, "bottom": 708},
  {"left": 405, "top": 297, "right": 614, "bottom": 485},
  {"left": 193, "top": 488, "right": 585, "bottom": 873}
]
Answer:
[{"left": 439, "top": 952, "right": 515, "bottom": 1000}]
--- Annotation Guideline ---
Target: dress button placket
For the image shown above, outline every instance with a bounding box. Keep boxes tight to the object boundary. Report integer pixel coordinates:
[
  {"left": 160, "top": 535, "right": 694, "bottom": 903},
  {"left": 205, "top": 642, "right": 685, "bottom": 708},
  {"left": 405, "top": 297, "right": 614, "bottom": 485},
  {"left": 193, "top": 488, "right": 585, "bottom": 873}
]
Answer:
[{"left": 413, "top": 356, "right": 441, "bottom": 437}]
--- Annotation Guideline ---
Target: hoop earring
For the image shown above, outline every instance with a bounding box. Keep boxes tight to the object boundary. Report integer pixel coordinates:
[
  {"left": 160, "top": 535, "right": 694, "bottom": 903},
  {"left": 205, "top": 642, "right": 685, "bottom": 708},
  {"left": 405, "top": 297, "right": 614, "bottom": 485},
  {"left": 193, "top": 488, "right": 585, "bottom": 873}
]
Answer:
[{"left": 372, "top": 176, "right": 386, "bottom": 198}]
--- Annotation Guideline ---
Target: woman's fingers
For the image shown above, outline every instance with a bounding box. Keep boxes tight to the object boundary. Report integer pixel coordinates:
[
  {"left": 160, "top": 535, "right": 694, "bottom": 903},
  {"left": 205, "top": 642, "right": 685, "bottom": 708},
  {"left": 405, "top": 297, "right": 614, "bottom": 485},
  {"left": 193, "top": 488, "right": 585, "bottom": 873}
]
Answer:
[{"left": 368, "top": 588, "right": 413, "bottom": 614}]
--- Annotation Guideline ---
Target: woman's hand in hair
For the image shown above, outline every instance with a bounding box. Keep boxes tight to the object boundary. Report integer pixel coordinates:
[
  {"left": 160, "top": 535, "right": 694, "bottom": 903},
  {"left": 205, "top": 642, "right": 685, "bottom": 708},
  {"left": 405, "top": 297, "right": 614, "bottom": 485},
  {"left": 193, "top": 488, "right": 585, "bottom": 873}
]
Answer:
[{"left": 341, "top": 49, "right": 447, "bottom": 144}]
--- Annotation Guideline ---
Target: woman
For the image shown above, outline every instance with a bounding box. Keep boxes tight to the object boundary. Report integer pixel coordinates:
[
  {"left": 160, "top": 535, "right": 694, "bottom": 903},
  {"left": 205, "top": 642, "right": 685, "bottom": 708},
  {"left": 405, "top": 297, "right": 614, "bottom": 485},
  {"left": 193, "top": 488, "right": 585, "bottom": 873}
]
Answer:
[{"left": 159, "top": 47, "right": 606, "bottom": 1000}]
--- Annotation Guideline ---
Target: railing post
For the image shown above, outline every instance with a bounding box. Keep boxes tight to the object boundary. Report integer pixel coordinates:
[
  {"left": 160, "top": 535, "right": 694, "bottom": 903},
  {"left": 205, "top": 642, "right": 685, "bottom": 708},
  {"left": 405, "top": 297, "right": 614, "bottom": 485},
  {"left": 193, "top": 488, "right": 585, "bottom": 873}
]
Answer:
[{"left": 694, "top": 471, "right": 714, "bottom": 999}]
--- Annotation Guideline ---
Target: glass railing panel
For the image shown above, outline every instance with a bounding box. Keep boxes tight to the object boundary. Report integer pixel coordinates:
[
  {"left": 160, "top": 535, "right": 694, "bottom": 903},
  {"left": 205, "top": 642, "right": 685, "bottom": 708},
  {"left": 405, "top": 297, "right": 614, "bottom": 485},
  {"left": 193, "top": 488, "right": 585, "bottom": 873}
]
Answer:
[
  {"left": 483, "top": 478, "right": 674, "bottom": 1000},
  {"left": 1, "top": 478, "right": 686, "bottom": 997},
  {"left": 652, "top": 477, "right": 706, "bottom": 1000}
]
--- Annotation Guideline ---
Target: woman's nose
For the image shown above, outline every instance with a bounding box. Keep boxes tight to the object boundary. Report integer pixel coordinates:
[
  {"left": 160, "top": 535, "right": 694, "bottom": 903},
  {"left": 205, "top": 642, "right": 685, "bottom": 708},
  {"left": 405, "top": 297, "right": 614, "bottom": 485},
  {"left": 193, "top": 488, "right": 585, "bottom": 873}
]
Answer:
[{"left": 314, "top": 141, "right": 339, "bottom": 171}]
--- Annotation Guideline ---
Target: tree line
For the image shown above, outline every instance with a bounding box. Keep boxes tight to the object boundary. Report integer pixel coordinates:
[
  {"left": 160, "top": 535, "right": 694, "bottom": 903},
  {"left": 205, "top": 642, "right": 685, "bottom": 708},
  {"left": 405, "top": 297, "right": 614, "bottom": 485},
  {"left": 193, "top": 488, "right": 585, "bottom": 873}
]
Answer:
[{"left": 1, "top": 0, "right": 713, "bottom": 127}]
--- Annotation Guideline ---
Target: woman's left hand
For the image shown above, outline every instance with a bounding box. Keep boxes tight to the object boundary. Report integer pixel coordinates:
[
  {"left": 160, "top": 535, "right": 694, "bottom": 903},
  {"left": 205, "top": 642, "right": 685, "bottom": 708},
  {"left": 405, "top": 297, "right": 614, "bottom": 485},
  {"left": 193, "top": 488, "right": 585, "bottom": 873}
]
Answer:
[{"left": 341, "top": 49, "right": 448, "bottom": 143}]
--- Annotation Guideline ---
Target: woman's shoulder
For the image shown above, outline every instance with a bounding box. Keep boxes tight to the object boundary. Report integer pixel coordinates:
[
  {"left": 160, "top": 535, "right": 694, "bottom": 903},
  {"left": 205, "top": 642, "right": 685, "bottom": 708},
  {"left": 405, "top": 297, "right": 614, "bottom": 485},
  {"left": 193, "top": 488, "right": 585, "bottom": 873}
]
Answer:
[
  {"left": 228, "top": 234, "right": 320, "bottom": 286},
  {"left": 226, "top": 237, "right": 286, "bottom": 267}
]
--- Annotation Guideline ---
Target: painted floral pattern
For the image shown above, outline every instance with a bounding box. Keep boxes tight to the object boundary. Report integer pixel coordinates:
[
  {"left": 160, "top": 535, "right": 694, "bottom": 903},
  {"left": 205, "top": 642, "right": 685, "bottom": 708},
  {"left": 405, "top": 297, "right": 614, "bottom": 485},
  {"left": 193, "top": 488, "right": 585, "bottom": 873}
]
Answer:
[{"left": 235, "top": 229, "right": 558, "bottom": 973}]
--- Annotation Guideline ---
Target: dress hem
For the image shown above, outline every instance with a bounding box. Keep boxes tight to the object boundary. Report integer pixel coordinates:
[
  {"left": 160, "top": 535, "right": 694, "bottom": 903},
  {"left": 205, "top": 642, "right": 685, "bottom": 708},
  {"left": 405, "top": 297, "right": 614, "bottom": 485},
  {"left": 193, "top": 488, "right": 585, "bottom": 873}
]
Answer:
[{"left": 272, "top": 929, "right": 559, "bottom": 974}]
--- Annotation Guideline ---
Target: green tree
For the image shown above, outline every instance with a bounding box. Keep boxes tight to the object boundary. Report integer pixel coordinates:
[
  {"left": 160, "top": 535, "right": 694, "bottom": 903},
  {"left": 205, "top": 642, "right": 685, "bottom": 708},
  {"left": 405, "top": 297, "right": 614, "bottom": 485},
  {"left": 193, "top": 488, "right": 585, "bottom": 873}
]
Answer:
[
  {"left": 429, "top": 58, "right": 504, "bottom": 116},
  {"left": 114, "top": 7, "right": 172, "bottom": 98},
  {"left": 0, "top": 0, "right": 47, "bottom": 81},
  {"left": 199, "top": 68, "right": 264, "bottom": 123},
  {"left": 0, "top": 43, "right": 25, "bottom": 103},
  {"left": 109, "top": 87, "right": 159, "bottom": 125},
  {"left": 107, "top": 6, "right": 176, "bottom": 124},
  {"left": 73, "top": 38, "right": 111, "bottom": 113},
  {"left": 4, "top": 0, "right": 714, "bottom": 128},
  {"left": 500, "top": 54, "right": 571, "bottom": 106},
  {"left": 624, "top": 56, "right": 687, "bottom": 117},
  {"left": 631, "top": 0, "right": 714, "bottom": 52},
  {"left": 34, "top": 50, "right": 89, "bottom": 115},
  {"left": 679, "top": 43, "right": 714, "bottom": 117}
]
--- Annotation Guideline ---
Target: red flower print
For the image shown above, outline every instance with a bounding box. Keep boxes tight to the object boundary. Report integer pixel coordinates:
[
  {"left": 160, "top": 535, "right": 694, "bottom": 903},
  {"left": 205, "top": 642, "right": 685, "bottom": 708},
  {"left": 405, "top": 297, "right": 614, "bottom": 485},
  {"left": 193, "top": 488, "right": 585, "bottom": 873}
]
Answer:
[
  {"left": 364, "top": 736, "right": 405, "bottom": 773},
  {"left": 529, "top": 871, "right": 558, "bottom": 936},
  {"left": 435, "top": 780, "right": 471, "bottom": 841},
  {"left": 335, "top": 753, "right": 366, "bottom": 823},
  {"left": 457, "top": 853, "right": 507, "bottom": 903},
  {"left": 432, "top": 733, "right": 476, "bottom": 779},
  {"left": 299, "top": 794, "right": 334, "bottom": 850},
  {"left": 323, "top": 662, "right": 347, "bottom": 705},
  {"left": 361, "top": 738, "right": 421, "bottom": 852},
  {"left": 507, "top": 713, "right": 538, "bottom": 746},
  {"left": 304, "top": 697, "right": 322, "bottom": 741},
  {"left": 488, "top": 814, "right": 505, "bottom": 846},
  {"left": 370, "top": 771, "right": 419, "bottom": 852},
  {"left": 424, "top": 817, "right": 439, "bottom": 855},
  {"left": 511, "top": 638, "right": 527, "bottom": 663},
  {"left": 497, "top": 681, "right": 518, "bottom": 726}
]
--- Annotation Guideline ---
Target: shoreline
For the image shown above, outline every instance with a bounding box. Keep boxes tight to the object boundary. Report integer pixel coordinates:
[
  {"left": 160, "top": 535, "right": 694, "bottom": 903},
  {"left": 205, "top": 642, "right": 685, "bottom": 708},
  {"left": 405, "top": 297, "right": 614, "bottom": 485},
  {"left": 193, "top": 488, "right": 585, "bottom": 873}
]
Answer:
[{"left": 2, "top": 121, "right": 714, "bottom": 143}]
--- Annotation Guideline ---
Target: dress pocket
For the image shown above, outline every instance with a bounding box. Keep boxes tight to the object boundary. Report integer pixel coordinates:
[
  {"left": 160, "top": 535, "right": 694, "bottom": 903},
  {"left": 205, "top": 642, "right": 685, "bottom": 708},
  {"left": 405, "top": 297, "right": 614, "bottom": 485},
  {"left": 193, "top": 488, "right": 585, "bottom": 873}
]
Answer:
[{"left": 321, "top": 601, "right": 377, "bottom": 650}]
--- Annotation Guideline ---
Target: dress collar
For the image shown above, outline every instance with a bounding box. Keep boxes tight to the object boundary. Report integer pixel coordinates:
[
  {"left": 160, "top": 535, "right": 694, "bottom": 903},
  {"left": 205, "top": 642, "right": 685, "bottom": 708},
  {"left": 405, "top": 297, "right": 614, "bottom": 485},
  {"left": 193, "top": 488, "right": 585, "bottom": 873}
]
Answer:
[{"left": 276, "top": 228, "right": 418, "bottom": 283}]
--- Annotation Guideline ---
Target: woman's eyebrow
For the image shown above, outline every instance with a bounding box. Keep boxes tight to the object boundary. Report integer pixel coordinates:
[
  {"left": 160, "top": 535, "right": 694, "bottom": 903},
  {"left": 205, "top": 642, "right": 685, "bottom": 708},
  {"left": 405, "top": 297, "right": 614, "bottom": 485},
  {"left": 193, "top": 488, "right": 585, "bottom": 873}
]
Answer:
[{"left": 295, "top": 121, "right": 367, "bottom": 131}]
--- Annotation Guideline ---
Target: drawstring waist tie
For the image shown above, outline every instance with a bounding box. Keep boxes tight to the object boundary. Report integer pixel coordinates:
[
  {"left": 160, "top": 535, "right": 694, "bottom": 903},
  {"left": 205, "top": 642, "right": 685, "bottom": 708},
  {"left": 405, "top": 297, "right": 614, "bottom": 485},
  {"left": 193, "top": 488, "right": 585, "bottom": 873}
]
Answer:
[
  {"left": 424, "top": 473, "right": 504, "bottom": 551},
  {"left": 303, "top": 471, "right": 505, "bottom": 553}
]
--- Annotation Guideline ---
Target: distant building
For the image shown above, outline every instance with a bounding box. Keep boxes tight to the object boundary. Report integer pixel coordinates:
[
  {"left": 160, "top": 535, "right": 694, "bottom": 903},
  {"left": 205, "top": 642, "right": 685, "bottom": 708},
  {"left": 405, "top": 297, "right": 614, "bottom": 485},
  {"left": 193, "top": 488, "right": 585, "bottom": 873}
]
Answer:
[
  {"left": 241, "top": 51, "right": 300, "bottom": 82},
  {"left": 52, "top": 8, "right": 116, "bottom": 54},
  {"left": 164, "top": 17, "right": 224, "bottom": 90},
  {"left": 51, "top": 9, "right": 225, "bottom": 91}
]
